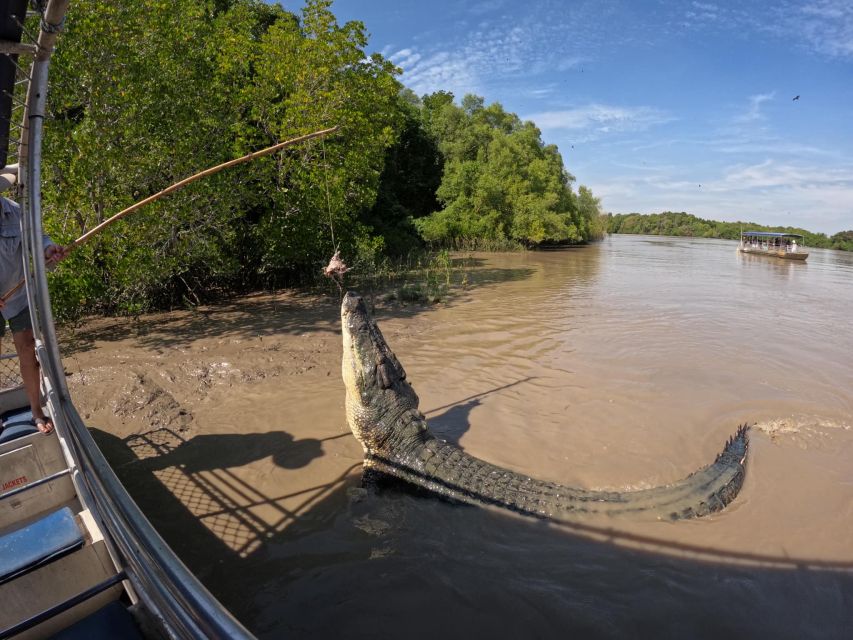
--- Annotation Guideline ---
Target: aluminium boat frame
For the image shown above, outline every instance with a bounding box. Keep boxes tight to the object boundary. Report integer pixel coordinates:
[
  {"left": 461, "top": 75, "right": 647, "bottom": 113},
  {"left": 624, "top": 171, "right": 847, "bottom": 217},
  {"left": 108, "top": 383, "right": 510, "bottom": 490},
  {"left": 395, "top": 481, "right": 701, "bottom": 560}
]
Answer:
[{"left": 0, "top": 2, "right": 253, "bottom": 638}]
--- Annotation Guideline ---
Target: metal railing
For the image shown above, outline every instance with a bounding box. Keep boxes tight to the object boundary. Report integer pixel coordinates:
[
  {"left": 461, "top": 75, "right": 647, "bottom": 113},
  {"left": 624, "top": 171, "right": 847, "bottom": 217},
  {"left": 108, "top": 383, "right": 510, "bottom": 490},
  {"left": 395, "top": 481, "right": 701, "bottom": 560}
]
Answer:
[{"left": 12, "top": 1, "right": 255, "bottom": 637}]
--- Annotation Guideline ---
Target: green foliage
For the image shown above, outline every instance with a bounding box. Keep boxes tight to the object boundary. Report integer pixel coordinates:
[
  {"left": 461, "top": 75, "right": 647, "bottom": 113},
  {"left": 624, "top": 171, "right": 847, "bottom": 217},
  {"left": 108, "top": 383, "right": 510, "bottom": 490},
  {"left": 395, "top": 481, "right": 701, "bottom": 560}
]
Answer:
[
  {"left": 606, "top": 212, "right": 845, "bottom": 250},
  {"left": 41, "top": 0, "right": 403, "bottom": 320},
  {"left": 388, "top": 249, "right": 452, "bottom": 304},
  {"left": 361, "top": 90, "right": 443, "bottom": 256},
  {"left": 829, "top": 230, "right": 853, "bottom": 251},
  {"left": 339, "top": 247, "right": 459, "bottom": 307},
  {"left": 577, "top": 186, "right": 608, "bottom": 241},
  {"left": 414, "top": 94, "right": 600, "bottom": 249}
]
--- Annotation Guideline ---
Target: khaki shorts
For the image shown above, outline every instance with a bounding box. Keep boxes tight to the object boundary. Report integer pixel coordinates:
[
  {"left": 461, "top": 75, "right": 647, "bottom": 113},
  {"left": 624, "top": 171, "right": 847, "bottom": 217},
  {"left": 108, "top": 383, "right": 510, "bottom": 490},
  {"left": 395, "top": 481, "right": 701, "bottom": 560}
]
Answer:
[{"left": 0, "top": 307, "right": 32, "bottom": 337}]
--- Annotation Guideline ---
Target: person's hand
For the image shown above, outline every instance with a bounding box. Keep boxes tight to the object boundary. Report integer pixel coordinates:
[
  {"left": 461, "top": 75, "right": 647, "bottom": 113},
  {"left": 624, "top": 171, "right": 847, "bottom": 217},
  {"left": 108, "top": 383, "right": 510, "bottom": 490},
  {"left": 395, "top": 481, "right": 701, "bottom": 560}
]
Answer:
[{"left": 45, "top": 244, "right": 71, "bottom": 266}]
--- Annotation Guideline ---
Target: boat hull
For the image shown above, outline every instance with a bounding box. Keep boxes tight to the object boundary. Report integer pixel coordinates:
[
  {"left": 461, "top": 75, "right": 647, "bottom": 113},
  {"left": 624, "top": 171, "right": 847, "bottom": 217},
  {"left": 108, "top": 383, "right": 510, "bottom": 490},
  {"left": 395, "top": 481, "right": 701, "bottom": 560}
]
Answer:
[{"left": 738, "top": 247, "right": 808, "bottom": 261}]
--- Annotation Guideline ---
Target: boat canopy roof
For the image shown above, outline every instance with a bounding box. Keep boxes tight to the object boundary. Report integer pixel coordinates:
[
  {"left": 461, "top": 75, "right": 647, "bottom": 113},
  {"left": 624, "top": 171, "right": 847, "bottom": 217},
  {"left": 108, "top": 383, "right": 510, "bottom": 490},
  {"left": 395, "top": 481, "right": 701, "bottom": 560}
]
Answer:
[{"left": 741, "top": 231, "right": 804, "bottom": 239}]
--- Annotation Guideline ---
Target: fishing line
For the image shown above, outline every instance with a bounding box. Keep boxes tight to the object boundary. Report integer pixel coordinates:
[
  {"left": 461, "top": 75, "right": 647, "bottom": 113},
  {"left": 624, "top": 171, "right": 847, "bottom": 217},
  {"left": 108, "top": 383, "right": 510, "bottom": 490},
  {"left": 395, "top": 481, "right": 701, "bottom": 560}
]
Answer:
[{"left": 321, "top": 137, "right": 337, "bottom": 253}]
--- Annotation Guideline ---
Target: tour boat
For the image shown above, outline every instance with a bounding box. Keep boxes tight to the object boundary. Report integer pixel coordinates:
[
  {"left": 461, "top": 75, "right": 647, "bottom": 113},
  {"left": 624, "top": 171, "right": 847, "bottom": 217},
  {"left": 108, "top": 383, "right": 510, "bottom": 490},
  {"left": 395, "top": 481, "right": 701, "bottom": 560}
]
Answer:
[
  {"left": 738, "top": 231, "right": 809, "bottom": 261},
  {"left": 0, "top": 2, "right": 252, "bottom": 638}
]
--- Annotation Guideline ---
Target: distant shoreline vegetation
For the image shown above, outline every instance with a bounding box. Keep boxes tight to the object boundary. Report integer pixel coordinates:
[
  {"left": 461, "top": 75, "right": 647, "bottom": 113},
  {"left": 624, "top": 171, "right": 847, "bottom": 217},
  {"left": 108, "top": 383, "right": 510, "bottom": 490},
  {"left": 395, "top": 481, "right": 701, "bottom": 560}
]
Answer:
[{"left": 606, "top": 212, "right": 853, "bottom": 252}]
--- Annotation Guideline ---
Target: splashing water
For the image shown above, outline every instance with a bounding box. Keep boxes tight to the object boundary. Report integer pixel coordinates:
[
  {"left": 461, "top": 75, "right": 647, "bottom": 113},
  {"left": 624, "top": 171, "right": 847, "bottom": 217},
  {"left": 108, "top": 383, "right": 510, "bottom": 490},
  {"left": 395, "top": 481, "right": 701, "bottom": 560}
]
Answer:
[{"left": 753, "top": 415, "right": 851, "bottom": 448}]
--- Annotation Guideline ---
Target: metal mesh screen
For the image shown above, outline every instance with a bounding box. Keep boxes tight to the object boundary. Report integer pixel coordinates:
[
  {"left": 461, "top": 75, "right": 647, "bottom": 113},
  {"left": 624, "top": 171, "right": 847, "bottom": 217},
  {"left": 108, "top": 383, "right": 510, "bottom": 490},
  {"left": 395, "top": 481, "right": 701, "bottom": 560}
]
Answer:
[{"left": 1, "top": 352, "right": 21, "bottom": 389}]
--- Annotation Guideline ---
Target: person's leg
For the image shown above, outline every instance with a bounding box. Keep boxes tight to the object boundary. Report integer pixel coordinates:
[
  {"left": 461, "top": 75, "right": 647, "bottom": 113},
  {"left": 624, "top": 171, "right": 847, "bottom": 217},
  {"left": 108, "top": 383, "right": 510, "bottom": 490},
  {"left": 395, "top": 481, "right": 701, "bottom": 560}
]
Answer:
[
  {"left": 11, "top": 328, "right": 51, "bottom": 432},
  {"left": 9, "top": 309, "right": 52, "bottom": 433}
]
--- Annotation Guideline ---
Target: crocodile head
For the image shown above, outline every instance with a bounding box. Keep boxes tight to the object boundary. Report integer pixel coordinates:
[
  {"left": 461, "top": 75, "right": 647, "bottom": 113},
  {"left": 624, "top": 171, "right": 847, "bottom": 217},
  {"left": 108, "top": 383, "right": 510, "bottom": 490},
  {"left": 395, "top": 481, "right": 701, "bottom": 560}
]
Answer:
[{"left": 341, "top": 291, "right": 429, "bottom": 456}]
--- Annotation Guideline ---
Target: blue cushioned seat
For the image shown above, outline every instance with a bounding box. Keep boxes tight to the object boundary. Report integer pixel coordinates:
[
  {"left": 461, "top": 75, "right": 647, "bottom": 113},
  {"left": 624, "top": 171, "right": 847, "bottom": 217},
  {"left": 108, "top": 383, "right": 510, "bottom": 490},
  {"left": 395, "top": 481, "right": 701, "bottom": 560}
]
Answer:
[
  {"left": 0, "top": 507, "right": 84, "bottom": 584},
  {"left": 49, "top": 601, "right": 144, "bottom": 640},
  {"left": 0, "top": 407, "right": 38, "bottom": 444},
  {"left": 0, "top": 421, "right": 39, "bottom": 444},
  {"left": 1, "top": 407, "right": 34, "bottom": 427}
]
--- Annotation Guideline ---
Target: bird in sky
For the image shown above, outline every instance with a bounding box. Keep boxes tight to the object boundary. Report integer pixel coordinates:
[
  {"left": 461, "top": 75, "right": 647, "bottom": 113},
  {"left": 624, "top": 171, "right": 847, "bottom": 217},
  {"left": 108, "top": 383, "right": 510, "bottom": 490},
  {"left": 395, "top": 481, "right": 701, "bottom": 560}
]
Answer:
[{"left": 793, "top": 95, "right": 800, "bottom": 101}]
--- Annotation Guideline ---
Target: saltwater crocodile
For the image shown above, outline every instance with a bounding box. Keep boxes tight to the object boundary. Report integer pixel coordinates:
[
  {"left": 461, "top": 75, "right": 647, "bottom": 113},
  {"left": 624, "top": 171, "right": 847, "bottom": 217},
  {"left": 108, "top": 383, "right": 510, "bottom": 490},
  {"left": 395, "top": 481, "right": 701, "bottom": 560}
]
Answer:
[{"left": 341, "top": 291, "right": 749, "bottom": 521}]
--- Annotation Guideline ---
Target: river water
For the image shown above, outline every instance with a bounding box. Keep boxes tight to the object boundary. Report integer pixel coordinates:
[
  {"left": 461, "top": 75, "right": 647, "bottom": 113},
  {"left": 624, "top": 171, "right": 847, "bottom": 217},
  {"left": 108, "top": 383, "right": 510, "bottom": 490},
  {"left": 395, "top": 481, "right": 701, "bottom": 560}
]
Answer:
[{"left": 70, "top": 234, "right": 853, "bottom": 639}]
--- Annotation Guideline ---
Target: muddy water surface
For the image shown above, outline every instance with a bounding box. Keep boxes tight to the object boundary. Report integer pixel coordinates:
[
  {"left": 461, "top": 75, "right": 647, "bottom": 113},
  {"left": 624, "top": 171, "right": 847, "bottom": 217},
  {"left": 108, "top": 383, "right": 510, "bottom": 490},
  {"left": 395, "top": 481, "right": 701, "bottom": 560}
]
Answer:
[{"left": 65, "top": 235, "right": 853, "bottom": 639}]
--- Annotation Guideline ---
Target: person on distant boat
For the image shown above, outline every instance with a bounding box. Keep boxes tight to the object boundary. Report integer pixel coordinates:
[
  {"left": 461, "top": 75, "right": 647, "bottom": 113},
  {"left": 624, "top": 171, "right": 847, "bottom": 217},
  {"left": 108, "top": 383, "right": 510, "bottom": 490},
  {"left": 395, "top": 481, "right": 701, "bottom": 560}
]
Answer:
[
  {"left": 0, "top": 195, "right": 70, "bottom": 434},
  {"left": 791, "top": 239, "right": 798, "bottom": 253}
]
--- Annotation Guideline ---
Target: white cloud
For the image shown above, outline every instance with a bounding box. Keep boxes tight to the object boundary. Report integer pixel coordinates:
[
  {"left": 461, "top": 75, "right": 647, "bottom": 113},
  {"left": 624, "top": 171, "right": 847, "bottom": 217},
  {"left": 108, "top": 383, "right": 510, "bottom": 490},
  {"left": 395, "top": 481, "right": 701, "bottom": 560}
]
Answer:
[
  {"left": 390, "top": 48, "right": 413, "bottom": 61},
  {"left": 402, "top": 50, "right": 481, "bottom": 97},
  {"left": 736, "top": 92, "right": 776, "bottom": 123},
  {"left": 388, "top": 22, "right": 533, "bottom": 96},
  {"left": 674, "top": 0, "right": 853, "bottom": 59},
  {"left": 793, "top": 0, "right": 853, "bottom": 57},
  {"left": 556, "top": 56, "right": 584, "bottom": 72},
  {"left": 525, "top": 104, "right": 673, "bottom": 134},
  {"left": 719, "top": 159, "right": 853, "bottom": 191},
  {"left": 711, "top": 139, "right": 833, "bottom": 157},
  {"left": 685, "top": 1, "right": 720, "bottom": 23},
  {"left": 378, "top": 4, "right": 615, "bottom": 98},
  {"left": 468, "top": 0, "right": 507, "bottom": 15},
  {"left": 389, "top": 48, "right": 422, "bottom": 70},
  {"left": 529, "top": 86, "right": 555, "bottom": 97}
]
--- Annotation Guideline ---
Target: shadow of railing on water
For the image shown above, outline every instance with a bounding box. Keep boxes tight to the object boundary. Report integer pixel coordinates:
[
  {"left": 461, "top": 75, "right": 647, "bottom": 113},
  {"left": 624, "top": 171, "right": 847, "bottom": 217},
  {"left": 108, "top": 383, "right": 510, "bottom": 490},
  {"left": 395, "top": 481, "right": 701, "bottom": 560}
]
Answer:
[{"left": 93, "top": 426, "right": 361, "bottom": 560}]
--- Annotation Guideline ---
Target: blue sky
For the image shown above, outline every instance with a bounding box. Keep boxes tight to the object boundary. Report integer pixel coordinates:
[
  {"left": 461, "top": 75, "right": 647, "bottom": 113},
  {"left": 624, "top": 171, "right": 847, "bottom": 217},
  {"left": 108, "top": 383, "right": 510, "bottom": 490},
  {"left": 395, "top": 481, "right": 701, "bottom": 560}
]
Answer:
[{"left": 287, "top": 0, "right": 853, "bottom": 234}]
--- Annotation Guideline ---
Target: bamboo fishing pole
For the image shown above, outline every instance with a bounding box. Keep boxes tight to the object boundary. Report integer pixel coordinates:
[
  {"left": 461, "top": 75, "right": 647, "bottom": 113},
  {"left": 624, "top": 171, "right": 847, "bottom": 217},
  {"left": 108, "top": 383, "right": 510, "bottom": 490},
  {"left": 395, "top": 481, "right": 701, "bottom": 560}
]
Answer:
[{"left": 1, "top": 125, "right": 339, "bottom": 303}]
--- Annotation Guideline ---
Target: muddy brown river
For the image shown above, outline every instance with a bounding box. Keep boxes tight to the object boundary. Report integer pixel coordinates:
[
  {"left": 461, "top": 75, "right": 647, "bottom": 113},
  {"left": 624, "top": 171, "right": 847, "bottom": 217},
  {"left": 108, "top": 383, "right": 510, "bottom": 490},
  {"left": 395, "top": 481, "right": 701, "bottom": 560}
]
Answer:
[{"left": 63, "top": 234, "right": 853, "bottom": 639}]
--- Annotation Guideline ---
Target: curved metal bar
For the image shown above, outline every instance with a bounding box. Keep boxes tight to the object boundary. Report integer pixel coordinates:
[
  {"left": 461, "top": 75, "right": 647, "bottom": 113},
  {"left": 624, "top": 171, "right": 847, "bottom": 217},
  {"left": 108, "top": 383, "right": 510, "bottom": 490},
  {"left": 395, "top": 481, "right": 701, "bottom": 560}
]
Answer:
[{"left": 18, "top": 2, "right": 256, "bottom": 638}]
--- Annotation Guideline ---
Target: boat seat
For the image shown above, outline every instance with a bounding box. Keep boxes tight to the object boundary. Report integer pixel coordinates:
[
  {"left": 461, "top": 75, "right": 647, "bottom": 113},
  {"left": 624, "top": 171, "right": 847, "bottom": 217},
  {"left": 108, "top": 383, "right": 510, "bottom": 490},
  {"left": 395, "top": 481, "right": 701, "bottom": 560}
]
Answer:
[
  {"left": 0, "top": 506, "right": 84, "bottom": 585},
  {"left": 0, "top": 407, "right": 39, "bottom": 444},
  {"left": 0, "top": 421, "right": 40, "bottom": 444},
  {"left": 48, "top": 600, "right": 144, "bottom": 640},
  {"left": 1, "top": 406, "right": 34, "bottom": 427}
]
